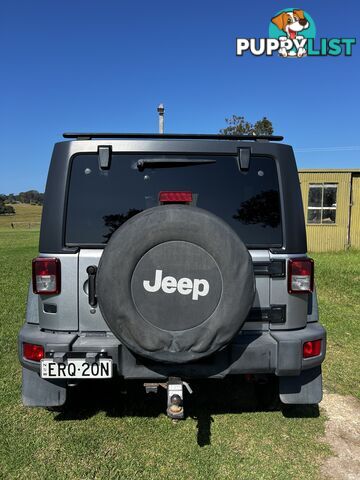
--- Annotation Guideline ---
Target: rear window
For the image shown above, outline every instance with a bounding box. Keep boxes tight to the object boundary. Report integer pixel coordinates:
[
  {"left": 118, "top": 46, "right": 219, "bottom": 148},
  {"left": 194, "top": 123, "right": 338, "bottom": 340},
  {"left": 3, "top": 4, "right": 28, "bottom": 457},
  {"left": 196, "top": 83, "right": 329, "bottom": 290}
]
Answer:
[{"left": 65, "top": 154, "right": 282, "bottom": 247}]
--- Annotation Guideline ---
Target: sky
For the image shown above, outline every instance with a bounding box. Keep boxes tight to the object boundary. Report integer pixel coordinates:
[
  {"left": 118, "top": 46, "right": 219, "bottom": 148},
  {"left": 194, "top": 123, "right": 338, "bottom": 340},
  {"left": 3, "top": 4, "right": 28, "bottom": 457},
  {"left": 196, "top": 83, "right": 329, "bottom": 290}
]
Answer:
[{"left": 0, "top": 0, "right": 359, "bottom": 193}]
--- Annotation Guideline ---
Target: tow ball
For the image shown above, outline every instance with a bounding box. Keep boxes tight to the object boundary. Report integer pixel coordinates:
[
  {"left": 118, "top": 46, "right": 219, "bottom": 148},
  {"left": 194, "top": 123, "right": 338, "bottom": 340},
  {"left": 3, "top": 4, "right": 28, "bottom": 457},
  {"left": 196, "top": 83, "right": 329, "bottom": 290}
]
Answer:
[{"left": 144, "top": 377, "right": 193, "bottom": 420}]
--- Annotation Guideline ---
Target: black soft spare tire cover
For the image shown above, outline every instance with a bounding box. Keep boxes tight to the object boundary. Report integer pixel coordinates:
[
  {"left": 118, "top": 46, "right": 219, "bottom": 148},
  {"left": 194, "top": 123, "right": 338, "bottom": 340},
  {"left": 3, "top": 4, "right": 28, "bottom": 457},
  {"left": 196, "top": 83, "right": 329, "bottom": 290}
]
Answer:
[{"left": 97, "top": 205, "right": 255, "bottom": 363}]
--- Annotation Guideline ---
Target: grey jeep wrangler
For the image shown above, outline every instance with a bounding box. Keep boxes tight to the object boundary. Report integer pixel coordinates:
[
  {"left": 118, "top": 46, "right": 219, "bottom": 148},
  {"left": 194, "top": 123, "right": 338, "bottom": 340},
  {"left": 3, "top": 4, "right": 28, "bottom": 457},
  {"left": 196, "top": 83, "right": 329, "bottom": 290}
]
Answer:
[{"left": 18, "top": 132, "right": 326, "bottom": 418}]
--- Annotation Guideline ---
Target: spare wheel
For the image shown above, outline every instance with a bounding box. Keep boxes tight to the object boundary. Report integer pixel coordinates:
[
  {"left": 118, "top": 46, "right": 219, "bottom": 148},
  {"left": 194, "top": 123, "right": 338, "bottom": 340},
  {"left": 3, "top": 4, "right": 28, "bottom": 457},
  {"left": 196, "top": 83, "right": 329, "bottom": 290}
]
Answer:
[{"left": 96, "top": 205, "right": 255, "bottom": 363}]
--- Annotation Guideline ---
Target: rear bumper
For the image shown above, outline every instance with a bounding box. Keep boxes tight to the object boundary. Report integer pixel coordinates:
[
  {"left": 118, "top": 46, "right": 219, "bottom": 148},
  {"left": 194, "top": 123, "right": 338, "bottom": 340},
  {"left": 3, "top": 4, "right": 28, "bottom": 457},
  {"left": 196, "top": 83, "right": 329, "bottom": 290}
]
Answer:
[{"left": 19, "top": 322, "right": 326, "bottom": 379}]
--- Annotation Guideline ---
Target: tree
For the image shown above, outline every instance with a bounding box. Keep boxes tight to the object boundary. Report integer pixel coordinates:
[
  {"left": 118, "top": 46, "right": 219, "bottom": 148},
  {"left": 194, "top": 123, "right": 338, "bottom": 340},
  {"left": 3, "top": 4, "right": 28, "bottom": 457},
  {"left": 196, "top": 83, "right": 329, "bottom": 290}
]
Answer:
[
  {"left": 102, "top": 209, "right": 142, "bottom": 241},
  {"left": 220, "top": 115, "right": 274, "bottom": 136},
  {"left": 17, "top": 190, "right": 44, "bottom": 205},
  {"left": 0, "top": 200, "right": 15, "bottom": 215},
  {"left": 233, "top": 190, "right": 280, "bottom": 228},
  {"left": 0, "top": 190, "right": 44, "bottom": 205}
]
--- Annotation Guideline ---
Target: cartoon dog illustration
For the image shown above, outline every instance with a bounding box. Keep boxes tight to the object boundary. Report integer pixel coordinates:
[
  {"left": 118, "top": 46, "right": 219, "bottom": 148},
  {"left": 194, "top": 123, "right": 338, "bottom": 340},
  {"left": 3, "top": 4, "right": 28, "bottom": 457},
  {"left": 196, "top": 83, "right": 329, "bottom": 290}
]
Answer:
[{"left": 271, "top": 9, "right": 309, "bottom": 57}]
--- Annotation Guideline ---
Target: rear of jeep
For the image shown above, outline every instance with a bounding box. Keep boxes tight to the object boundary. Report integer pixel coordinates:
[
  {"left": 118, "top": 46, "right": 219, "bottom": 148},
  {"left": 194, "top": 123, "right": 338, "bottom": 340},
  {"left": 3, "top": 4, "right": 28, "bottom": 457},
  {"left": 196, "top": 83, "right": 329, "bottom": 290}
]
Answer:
[{"left": 18, "top": 133, "right": 326, "bottom": 417}]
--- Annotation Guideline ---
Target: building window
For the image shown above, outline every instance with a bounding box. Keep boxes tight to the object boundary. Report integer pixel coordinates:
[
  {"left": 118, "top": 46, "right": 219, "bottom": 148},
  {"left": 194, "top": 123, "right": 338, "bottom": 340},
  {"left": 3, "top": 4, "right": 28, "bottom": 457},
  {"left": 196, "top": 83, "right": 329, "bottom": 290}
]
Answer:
[{"left": 307, "top": 184, "right": 337, "bottom": 224}]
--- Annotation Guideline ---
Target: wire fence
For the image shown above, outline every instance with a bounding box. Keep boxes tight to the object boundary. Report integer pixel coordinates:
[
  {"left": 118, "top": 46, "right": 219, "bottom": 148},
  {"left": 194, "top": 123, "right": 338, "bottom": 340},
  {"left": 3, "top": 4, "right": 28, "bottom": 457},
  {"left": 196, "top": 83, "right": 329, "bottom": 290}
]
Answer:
[{"left": 9, "top": 222, "right": 41, "bottom": 230}]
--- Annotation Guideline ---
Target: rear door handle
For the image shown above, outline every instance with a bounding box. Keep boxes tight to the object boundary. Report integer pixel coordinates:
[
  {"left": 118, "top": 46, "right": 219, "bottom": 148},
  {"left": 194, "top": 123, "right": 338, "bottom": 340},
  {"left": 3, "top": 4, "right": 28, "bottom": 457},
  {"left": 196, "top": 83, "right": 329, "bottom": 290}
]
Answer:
[{"left": 86, "top": 265, "right": 98, "bottom": 307}]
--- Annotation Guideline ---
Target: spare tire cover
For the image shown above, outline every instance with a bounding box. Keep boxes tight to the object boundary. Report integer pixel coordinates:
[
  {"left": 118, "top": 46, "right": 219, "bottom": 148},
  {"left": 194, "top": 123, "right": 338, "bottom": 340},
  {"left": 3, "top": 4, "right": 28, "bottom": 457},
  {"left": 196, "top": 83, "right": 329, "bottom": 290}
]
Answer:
[{"left": 97, "top": 205, "right": 255, "bottom": 363}]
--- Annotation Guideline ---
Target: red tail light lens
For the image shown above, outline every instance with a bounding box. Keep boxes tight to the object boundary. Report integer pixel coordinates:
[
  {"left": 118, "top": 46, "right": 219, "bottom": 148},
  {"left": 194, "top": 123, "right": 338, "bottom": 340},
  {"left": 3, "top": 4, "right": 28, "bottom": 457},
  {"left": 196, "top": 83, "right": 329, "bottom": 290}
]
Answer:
[
  {"left": 303, "top": 339, "right": 321, "bottom": 358},
  {"left": 32, "top": 257, "right": 61, "bottom": 294},
  {"left": 23, "top": 342, "right": 45, "bottom": 362},
  {"left": 159, "top": 191, "right": 193, "bottom": 203},
  {"left": 288, "top": 258, "right": 314, "bottom": 294}
]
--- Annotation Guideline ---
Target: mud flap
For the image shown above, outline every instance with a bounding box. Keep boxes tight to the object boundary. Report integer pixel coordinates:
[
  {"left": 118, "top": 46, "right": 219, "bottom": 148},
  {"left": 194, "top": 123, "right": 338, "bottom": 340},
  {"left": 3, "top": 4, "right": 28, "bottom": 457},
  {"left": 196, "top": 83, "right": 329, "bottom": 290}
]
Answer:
[
  {"left": 22, "top": 368, "right": 67, "bottom": 407},
  {"left": 279, "top": 366, "right": 322, "bottom": 404}
]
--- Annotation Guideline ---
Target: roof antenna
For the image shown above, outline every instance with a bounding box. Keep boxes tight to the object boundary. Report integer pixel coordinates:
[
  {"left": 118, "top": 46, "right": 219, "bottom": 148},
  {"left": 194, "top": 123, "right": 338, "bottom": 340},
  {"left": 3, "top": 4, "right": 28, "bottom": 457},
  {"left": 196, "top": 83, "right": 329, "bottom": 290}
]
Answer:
[{"left": 157, "top": 103, "right": 164, "bottom": 134}]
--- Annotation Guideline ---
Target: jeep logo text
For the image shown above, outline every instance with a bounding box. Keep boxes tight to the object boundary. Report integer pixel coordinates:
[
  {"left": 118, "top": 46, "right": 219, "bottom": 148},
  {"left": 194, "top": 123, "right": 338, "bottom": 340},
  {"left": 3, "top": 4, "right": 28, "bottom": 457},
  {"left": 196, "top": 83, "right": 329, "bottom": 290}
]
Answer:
[{"left": 143, "top": 269, "right": 210, "bottom": 301}]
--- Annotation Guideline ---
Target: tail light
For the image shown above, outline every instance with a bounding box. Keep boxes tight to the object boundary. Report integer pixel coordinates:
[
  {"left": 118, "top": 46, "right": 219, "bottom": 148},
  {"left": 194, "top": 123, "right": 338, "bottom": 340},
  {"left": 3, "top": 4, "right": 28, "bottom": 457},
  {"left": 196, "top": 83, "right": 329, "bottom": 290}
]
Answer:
[
  {"left": 159, "top": 191, "right": 193, "bottom": 203},
  {"left": 23, "top": 342, "right": 45, "bottom": 362},
  {"left": 32, "top": 257, "right": 61, "bottom": 294},
  {"left": 303, "top": 339, "right": 321, "bottom": 358},
  {"left": 288, "top": 258, "right": 314, "bottom": 294}
]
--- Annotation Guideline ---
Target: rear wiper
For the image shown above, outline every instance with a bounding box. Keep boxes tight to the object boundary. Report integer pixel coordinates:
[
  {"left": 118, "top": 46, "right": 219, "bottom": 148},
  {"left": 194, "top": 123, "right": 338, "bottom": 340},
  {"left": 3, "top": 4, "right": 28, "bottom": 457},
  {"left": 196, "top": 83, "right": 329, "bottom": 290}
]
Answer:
[{"left": 136, "top": 158, "right": 216, "bottom": 171}]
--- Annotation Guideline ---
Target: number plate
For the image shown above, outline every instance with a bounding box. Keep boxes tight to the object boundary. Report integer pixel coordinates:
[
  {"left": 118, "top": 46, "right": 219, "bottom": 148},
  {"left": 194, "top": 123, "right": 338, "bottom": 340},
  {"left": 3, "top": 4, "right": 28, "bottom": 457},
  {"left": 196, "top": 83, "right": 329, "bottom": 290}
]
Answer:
[{"left": 40, "top": 358, "right": 113, "bottom": 379}]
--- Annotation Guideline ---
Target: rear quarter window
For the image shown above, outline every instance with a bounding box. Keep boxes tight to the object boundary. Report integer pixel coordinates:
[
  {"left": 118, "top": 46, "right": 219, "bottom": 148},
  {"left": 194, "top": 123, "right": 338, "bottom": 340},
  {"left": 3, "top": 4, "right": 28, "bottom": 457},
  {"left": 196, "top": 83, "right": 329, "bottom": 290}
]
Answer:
[{"left": 65, "top": 154, "right": 282, "bottom": 247}]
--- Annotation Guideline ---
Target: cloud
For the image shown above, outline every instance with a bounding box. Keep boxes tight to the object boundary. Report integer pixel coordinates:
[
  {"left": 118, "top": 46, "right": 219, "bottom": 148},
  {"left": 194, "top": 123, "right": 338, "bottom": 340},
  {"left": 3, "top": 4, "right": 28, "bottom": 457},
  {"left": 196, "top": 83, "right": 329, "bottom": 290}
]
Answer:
[{"left": 295, "top": 146, "right": 360, "bottom": 153}]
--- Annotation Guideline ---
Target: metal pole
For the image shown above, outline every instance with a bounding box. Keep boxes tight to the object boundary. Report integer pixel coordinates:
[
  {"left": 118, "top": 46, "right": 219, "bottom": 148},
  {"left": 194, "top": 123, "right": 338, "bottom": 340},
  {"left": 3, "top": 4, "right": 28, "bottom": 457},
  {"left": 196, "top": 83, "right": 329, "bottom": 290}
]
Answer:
[{"left": 157, "top": 104, "right": 164, "bottom": 134}]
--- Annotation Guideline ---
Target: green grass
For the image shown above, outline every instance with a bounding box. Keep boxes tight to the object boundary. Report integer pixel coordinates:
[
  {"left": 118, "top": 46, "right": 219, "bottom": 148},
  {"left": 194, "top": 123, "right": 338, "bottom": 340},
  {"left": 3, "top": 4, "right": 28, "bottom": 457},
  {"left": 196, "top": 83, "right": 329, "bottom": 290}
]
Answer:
[
  {"left": 1, "top": 231, "right": 359, "bottom": 479},
  {"left": 0, "top": 204, "right": 42, "bottom": 230},
  {"left": 311, "top": 250, "right": 360, "bottom": 399}
]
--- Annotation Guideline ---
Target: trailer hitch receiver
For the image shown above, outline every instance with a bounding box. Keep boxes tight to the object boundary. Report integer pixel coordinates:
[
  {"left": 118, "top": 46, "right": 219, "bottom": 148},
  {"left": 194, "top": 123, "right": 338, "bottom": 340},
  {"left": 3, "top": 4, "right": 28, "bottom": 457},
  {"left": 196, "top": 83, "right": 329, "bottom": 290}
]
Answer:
[{"left": 144, "top": 376, "right": 192, "bottom": 420}]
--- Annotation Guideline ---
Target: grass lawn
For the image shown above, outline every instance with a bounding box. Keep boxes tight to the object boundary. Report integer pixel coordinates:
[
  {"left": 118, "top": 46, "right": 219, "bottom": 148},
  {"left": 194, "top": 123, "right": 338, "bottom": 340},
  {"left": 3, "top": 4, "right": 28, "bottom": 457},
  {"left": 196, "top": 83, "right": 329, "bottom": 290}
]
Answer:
[
  {"left": 311, "top": 250, "right": 360, "bottom": 399},
  {"left": 0, "top": 204, "right": 42, "bottom": 230},
  {"left": 0, "top": 230, "right": 358, "bottom": 479}
]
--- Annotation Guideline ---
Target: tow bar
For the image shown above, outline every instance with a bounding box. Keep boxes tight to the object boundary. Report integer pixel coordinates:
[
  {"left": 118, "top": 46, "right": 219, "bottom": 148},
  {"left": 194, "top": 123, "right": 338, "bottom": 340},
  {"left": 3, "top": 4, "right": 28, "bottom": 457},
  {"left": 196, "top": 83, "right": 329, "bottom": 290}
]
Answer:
[{"left": 144, "top": 377, "right": 193, "bottom": 420}]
